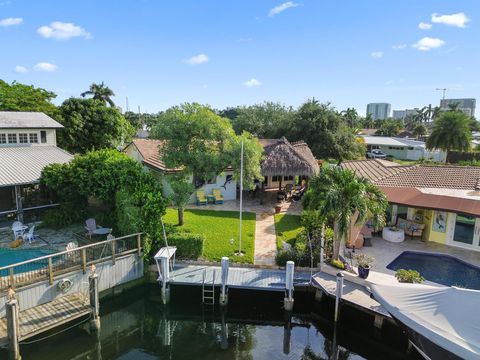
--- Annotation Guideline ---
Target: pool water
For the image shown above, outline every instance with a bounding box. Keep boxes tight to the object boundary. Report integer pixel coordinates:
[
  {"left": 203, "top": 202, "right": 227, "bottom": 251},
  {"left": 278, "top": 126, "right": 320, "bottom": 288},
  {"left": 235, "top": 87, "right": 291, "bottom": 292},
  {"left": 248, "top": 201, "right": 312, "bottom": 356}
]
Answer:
[
  {"left": 0, "top": 248, "right": 55, "bottom": 275},
  {"left": 387, "top": 251, "right": 480, "bottom": 290}
]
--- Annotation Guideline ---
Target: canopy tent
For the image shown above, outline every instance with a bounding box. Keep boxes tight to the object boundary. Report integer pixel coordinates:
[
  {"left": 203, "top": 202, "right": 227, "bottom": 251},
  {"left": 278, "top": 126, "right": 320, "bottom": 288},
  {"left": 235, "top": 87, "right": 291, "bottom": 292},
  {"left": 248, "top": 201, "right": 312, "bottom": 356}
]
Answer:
[{"left": 371, "top": 283, "right": 480, "bottom": 360}]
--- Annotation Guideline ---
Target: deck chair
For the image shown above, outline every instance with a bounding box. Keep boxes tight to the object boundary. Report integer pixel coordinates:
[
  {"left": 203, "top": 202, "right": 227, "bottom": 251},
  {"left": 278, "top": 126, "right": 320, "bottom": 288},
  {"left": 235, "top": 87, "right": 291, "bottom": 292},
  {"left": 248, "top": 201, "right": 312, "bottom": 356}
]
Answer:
[
  {"left": 23, "top": 225, "right": 38, "bottom": 244},
  {"left": 196, "top": 191, "right": 207, "bottom": 205},
  {"left": 11, "top": 221, "right": 25, "bottom": 239},
  {"left": 85, "top": 218, "right": 99, "bottom": 238},
  {"left": 212, "top": 188, "right": 224, "bottom": 204}
]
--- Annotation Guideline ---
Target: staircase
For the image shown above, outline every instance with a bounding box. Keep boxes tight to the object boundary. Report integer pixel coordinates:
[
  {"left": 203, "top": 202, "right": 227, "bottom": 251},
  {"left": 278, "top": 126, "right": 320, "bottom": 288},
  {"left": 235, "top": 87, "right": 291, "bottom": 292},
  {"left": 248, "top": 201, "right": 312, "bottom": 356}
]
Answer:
[{"left": 202, "top": 269, "right": 216, "bottom": 306}]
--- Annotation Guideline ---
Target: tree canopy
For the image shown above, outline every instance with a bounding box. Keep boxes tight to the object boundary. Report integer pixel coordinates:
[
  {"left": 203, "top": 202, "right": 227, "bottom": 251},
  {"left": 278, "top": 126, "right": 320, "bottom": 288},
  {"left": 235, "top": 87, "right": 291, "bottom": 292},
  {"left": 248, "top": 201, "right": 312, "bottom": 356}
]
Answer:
[
  {"left": 81, "top": 82, "right": 116, "bottom": 107},
  {"left": 0, "top": 80, "right": 59, "bottom": 118},
  {"left": 58, "top": 98, "right": 134, "bottom": 153},
  {"left": 426, "top": 111, "right": 472, "bottom": 153}
]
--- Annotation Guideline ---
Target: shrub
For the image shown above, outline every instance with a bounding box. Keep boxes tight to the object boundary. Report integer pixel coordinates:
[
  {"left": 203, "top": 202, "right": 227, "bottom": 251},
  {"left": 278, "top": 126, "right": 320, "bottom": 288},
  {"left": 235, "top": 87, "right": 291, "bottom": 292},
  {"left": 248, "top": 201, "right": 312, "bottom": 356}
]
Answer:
[
  {"left": 275, "top": 249, "right": 301, "bottom": 266},
  {"left": 42, "top": 204, "right": 86, "bottom": 229},
  {"left": 166, "top": 232, "right": 204, "bottom": 259},
  {"left": 330, "top": 258, "right": 345, "bottom": 270},
  {"left": 395, "top": 269, "right": 425, "bottom": 283}
]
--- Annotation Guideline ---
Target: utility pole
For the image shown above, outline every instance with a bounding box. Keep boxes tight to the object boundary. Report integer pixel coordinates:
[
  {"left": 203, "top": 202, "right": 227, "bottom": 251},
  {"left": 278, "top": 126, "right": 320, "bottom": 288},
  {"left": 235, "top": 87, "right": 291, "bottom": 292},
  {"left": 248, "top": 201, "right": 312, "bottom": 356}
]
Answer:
[{"left": 436, "top": 88, "right": 448, "bottom": 100}]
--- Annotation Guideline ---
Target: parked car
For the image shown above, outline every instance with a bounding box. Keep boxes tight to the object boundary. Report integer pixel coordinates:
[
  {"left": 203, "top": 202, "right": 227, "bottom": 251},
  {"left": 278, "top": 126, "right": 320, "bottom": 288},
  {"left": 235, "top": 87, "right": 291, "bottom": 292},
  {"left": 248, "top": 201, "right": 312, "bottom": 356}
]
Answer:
[{"left": 367, "top": 149, "right": 387, "bottom": 159}]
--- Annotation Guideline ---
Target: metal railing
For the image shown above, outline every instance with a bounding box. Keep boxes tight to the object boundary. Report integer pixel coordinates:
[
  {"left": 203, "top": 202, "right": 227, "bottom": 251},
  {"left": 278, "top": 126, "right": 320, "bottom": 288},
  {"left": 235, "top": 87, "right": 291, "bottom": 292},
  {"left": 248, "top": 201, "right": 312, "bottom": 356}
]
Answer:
[{"left": 0, "top": 233, "right": 143, "bottom": 290}]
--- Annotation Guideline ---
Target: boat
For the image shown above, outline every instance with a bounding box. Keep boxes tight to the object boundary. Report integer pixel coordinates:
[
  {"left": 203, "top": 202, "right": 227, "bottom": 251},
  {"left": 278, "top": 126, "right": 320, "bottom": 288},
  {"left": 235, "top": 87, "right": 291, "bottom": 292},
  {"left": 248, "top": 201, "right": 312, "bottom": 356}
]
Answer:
[{"left": 370, "top": 283, "right": 480, "bottom": 360}]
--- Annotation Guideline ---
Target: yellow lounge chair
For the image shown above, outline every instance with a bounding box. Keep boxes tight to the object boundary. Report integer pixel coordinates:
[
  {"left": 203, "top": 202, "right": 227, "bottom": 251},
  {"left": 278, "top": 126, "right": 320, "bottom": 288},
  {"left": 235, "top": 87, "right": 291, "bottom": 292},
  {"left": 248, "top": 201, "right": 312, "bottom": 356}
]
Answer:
[
  {"left": 196, "top": 190, "right": 207, "bottom": 205},
  {"left": 213, "top": 189, "right": 224, "bottom": 204}
]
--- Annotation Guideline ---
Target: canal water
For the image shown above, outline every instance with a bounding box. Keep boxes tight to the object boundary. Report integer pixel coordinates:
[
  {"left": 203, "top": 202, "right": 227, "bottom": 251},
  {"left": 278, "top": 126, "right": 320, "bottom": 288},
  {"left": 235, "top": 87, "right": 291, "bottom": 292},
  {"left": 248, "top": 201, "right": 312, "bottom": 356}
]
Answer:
[{"left": 1, "top": 285, "right": 421, "bottom": 359}]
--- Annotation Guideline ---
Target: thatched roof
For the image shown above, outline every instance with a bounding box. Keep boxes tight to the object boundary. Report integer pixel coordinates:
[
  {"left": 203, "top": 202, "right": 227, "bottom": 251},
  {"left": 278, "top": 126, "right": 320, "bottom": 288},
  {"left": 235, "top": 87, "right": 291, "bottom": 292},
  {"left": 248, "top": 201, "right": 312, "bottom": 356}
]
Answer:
[{"left": 260, "top": 137, "right": 319, "bottom": 176}]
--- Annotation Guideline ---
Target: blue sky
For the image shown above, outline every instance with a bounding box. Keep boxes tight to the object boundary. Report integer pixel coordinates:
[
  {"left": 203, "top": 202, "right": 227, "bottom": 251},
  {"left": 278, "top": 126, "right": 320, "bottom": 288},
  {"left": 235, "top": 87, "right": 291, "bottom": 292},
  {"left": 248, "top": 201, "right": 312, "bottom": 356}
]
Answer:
[{"left": 1, "top": 0, "right": 479, "bottom": 116}]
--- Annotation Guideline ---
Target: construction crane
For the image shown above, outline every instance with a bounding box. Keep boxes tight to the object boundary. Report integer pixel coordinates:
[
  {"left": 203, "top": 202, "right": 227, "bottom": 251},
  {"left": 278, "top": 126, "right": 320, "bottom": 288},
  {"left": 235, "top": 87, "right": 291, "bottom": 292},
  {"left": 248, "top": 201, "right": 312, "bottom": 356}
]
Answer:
[{"left": 436, "top": 88, "right": 448, "bottom": 100}]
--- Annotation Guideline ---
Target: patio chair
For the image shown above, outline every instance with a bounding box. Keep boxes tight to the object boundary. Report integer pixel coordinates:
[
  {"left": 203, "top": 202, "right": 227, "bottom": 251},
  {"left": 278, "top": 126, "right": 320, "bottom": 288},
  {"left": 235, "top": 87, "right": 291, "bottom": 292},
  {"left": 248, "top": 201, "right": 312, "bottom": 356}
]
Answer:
[
  {"left": 284, "top": 184, "right": 294, "bottom": 198},
  {"left": 11, "top": 221, "right": 25, "bottom": 239},
  {"left": 196, "top": 191, "right": 207, "bottom": 206},
  {"left": 85, "top": 218, "right": 100, "bottom": 238},
  {"left": 212, "top": 188, "right": 224, "bottom": 204},
  {"left": 23, "top": 225, "right": 38, "bottom": 244}
]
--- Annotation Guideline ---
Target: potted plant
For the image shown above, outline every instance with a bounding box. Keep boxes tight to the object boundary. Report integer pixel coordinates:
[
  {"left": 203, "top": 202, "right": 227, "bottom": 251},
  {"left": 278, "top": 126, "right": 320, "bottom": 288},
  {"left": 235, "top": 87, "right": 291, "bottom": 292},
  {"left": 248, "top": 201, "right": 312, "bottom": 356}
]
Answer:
[
  {"left": 395, "top": 269, "right": 425, "bottom": 283},
  {"left": 354, "top": 254, "right": 374, "bottom": 279},
  {"left": 274, "top": 203, "right": 282, "bottom": 214}
]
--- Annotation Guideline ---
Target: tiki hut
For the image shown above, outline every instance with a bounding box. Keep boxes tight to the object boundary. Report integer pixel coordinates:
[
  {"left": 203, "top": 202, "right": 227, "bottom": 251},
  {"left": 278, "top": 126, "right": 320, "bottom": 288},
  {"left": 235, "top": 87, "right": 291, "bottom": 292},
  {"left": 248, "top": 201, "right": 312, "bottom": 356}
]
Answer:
[{"left": 260, "top": 137, "right": 319, "bottom": 190}]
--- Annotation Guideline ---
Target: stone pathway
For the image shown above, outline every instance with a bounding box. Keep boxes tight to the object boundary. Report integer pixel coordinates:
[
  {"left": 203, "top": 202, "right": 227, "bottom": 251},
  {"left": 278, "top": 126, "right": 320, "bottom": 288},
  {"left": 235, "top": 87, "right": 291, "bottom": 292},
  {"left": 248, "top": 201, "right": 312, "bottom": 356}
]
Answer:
[{"left": 253, "top": 210, "right": 277, "bottom": 266}]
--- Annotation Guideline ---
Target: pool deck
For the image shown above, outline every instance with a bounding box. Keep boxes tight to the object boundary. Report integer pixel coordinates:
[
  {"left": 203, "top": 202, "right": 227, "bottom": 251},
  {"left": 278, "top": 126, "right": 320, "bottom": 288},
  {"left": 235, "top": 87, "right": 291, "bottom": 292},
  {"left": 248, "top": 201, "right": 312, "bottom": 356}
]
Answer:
[{"left": 168, "top": 264, "right": 312, "bottom": 291}]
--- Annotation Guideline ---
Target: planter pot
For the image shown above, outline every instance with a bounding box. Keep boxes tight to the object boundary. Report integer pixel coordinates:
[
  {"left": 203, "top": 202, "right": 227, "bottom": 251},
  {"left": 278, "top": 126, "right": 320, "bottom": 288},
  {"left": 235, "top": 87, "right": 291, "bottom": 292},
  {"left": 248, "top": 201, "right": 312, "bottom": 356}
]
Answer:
[
  {"left": 275, "top": 205, "right": 282, "bottom": 214},
  {"left": 358, "top": 266, "right": 370, "bottom": 279}
]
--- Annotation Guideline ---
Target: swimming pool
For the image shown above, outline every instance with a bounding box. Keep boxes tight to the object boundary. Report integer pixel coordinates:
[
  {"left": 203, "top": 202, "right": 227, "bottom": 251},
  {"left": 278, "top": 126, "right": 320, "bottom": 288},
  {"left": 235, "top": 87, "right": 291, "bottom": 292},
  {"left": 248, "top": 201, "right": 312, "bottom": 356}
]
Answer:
[
  {"left": 387, "top": 251, "right": 480, "bottom": 290},
  {"left": 0, "top": 248, "right": 56, "bottom": 275}
]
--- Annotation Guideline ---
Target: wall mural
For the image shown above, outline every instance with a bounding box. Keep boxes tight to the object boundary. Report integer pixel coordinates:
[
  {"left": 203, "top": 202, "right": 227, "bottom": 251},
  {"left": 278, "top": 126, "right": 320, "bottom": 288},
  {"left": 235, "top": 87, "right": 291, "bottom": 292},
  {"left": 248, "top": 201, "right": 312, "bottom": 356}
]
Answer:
[{"left": 433, "top": 211, "right": 447, "bottom": 233}]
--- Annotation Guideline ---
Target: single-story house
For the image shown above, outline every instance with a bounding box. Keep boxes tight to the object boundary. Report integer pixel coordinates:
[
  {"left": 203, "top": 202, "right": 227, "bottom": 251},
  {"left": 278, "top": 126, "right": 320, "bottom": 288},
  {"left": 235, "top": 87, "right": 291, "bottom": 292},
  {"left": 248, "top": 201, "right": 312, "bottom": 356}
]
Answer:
[
  {"left": 342, "top": 159, "right": 480, "bottom": 252},
  {"left": 360, "top": 135, "right": 446, "bottom": 162},
  {"left": 0, "top": 112, "right": 73, "bottom": 225},
  {"left": 123, "top": 137, "right": 319, "bottom": 203}
]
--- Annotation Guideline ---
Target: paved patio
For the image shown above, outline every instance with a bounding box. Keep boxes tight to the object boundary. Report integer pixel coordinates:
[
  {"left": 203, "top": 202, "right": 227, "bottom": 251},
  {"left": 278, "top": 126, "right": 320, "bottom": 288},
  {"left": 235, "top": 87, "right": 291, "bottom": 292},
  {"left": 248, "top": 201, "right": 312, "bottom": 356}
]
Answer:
[{"left": 186, "top": 194, "right": 302, "bottom": 265}]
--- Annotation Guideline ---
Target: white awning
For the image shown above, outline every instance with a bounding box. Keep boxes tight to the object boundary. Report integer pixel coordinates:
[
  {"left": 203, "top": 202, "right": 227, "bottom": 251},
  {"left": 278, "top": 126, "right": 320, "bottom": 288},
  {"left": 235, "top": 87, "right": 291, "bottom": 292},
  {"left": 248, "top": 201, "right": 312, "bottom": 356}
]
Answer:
[{"left": 371, "top": 283, "right": 480, "bottom": 360}]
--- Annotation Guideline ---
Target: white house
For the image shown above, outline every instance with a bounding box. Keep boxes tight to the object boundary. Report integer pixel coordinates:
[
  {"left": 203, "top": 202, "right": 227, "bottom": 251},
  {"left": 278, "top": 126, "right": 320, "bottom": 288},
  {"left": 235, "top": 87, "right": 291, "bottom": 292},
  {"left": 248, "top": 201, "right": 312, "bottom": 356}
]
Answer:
[
  {"left": 0, "top": 112, "right": 73, "bottom": 225},
  {"left": 361, "top": 136, "right": 446, "bottom": 162}
]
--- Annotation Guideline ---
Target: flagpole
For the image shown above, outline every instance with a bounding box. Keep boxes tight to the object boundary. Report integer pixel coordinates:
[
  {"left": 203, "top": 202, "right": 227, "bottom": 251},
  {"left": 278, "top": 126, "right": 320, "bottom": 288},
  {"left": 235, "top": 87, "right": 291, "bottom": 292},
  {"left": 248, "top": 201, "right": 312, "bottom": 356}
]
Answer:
[{"left": 237, "top": 138, "right": 244, "bottom": 256}]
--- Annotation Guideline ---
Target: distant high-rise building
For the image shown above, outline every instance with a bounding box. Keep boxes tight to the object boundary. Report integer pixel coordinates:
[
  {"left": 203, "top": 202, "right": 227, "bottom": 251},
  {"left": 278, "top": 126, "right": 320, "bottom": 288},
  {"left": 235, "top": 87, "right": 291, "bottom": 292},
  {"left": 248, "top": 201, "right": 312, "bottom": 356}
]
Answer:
[
  {"left": 393, "top": 108, "right": 420, "bottom": 120},
  {"left": 440, "top": 98, "right": 476, "bottom": 117},
  {"left": 366, "top": 103, "right": 391, "bottom": 120}
]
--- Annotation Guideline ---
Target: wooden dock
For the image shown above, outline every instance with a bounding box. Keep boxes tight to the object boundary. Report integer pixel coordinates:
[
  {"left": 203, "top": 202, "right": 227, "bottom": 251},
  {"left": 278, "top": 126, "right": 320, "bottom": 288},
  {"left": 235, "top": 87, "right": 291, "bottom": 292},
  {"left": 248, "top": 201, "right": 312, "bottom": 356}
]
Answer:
[
  {"left": 0, "top": 292, "right": 92, "bottom": 347},
  {"left": 311, "top": 271, "right": 391, "bottom": 319},
  {"left": 168, "top": 265, "right": 312, "bottom": 291}
]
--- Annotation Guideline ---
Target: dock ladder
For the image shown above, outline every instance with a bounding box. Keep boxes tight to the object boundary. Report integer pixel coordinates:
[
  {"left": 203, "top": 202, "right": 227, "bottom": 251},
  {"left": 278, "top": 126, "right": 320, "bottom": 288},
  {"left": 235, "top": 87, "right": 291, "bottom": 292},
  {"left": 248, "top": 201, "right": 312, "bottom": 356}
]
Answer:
[{"left": 202, "top": 269, "right": 216, "bottom": 306}]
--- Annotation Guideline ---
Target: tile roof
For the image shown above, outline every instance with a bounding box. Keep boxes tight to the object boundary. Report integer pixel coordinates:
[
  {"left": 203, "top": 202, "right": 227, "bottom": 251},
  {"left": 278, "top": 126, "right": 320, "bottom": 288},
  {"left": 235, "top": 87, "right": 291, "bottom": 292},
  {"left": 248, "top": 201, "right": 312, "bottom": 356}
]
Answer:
[
  {"left": 0, "top": 146, "right": 73, "bottom": 186},
  {"left": 341, "top": 159, "right": 411, "bottom": 182},
  {"left": 0, "top": 112, "right": 63, "bottom": 129},
  {"left": 128, "top": 139, "right": 167, "bottom": 171}
]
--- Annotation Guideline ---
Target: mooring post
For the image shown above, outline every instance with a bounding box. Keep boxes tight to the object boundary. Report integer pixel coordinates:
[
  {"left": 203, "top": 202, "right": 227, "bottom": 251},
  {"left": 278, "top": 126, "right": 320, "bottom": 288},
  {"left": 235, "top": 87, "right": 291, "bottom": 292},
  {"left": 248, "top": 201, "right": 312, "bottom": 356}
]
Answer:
[
  {"left": 334, "top": 272, "right": 344, "bottom": 323},
  {"left": 161, "top": 258, "right": 170, "bottom": 304},
  {"left": 319, "top": 231, "right": 324, "bottom": 270},
  {"left": 284, "top": 261, "right": 294, "bottom": 312},
  {"left": 89, "top": 265, "right": 100, "bottom": 331},
  {"left": 282, "top": 315, "right": 292, "bottom": 355},
  {"left": 6, "top": 288, "right": 21, "bottom": 360},
  {"left": 220, "top": 257, "right": 229, "bottom": 306}
]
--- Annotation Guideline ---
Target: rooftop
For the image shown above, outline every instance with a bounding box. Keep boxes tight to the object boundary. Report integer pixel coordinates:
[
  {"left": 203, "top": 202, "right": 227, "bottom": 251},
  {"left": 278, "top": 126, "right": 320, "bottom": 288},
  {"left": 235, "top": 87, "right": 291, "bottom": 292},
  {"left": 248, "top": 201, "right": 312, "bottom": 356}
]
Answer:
[
  {"left": 0, "top": 112, "right": 63, "bottom": 129},
  {"left": 0, "top": 146, "right": 73, "bottom": 186},
  {"left": 361, "top": 135, "right": 425, "bottom": 148}
]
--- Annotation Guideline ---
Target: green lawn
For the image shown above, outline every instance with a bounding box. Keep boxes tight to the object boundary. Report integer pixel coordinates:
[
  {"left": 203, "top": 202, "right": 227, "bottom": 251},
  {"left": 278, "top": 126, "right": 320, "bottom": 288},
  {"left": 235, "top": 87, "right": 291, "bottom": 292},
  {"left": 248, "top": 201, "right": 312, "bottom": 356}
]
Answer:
[
  {"left": 163, "top": 208, "right": 256, "bottom": 263},
  {"left": 274, "top": 214, "right": 303, "bottom": 250}
]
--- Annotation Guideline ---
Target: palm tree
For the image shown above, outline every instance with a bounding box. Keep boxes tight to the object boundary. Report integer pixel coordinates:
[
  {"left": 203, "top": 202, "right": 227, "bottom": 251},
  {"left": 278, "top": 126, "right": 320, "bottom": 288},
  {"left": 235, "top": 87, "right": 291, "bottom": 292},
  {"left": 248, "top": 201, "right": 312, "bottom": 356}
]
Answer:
[
  {"left": 447, "top": 102, "right": 462, "bottom": 112},
  {"left": 412, "top": 123, "right": 427, "bottom": 139},
  {"left": 340, "top": 107, "right": 358, "bottom": 128},
  {"left": 426, "top": 111, "right": 471, "bottom": 154},
  {"left": 81, "top": 82, "right": 116, "bottom": 107},
  {"left": 303, "top": 167, "right": 387, "bottom": 260},
  {"left": 362, "top": 113, "right": 374, "bottom": 129}
]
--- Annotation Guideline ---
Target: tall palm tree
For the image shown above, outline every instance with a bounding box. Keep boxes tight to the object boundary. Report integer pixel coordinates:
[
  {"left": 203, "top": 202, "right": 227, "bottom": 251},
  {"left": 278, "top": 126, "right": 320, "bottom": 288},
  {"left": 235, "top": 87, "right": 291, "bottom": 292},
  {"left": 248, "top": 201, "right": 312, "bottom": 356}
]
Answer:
[
  {"left": 81, "top": 82, "right": 116, "bottom": 107},
  {"left": 447, "top": 102, "right": 462, "bottom": 112},
  {"left": 362, "top": 113, "right": 374, "bottom": 129},
  {"left": 426, "top": 111, "right": 471, "bottom": 154},
  {"left": 340, "top": 107, "right": 358, "bottom": 128},
  {"left": 303, "top": 167, "right": 387, "bottom": 260}
]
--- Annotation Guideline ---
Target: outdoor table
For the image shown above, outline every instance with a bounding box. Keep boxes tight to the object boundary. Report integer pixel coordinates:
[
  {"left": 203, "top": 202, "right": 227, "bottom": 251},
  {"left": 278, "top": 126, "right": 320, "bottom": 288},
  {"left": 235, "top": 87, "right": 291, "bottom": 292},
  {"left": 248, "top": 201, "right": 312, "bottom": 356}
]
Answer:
[
  {"left": 382, "top": 227, "right": 405, "bottom": 243},
  {"left": 93, "top": 227, "right": 112, "bottom": 236},
  {"left": 207, "top": 194, "right": 215, "bottom": 204}
]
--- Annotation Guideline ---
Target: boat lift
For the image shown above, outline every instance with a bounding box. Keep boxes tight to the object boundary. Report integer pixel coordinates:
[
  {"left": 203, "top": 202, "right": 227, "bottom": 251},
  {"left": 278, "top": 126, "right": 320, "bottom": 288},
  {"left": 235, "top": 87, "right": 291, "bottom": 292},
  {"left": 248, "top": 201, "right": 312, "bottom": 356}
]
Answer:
[{"left": 154, "top": 246, "right": 177, "bottom": 304}]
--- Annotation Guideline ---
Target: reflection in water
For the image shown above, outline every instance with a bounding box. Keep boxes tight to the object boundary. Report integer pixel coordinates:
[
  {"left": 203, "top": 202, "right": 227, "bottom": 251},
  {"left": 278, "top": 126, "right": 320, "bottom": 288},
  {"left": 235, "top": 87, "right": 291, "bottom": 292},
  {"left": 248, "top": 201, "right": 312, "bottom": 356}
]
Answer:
[{"left": 1, "top": 286, "right": 412, "bottom": 360}]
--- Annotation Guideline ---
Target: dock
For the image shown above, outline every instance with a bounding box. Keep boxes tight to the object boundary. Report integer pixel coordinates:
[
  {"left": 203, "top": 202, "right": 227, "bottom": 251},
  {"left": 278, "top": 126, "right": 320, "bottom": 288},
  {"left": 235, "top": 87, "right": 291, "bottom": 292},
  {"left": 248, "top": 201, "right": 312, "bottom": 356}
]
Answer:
[
  {"left": 311, "top": 271, "right": 391, "bottom": 319},
  {"left": 0, "top": 292, "right": 91, "bottom": 347},
  {"left": 168, "top": 264, "right": 312, "bottom": 291}
]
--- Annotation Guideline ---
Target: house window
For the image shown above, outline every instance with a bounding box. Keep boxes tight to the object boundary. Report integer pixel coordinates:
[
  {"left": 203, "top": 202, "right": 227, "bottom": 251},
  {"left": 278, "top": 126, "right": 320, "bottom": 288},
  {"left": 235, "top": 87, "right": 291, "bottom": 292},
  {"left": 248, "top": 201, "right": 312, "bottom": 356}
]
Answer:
[
  {"left": 8, "top": 134, "right": 17, "bottom": 144},
  {"left": 272, "top": 175, "right": 281, "bottom": 182},
  {"left": 40, "top": 131, "right": 47, "bottom": 143},
  {"left": 29, "top": 133, "right": 38, "bottom": 143},
  {"left": 284, "top": 175, "right": 294, "bottom": 181},
  {"left": 0, "top": 134, "right": 5, "bottom": 144},
  {"left": 19, "top": 133, "right": 28, "bottom": 143}
]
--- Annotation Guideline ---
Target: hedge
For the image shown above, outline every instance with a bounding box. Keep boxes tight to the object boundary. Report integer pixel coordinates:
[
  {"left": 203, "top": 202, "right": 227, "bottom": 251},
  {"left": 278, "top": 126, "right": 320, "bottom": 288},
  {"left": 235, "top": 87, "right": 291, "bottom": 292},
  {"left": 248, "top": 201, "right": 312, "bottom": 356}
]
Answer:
[{"left": 167, "top": 232, "right": 204, "bottom": 259}]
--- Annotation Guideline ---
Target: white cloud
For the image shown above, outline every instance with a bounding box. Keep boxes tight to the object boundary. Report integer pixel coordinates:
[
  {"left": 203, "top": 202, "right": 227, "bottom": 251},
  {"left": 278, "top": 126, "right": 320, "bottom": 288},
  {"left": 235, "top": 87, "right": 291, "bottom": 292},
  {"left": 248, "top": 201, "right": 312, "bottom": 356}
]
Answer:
[
  {"left": 0, "top": 17, "right": 22, "bottom": 26},
  {"left": 392, "top": 44, "right": 407, "bottom": 50},
  {"left": 412, "top": 37, "right": 445, "bottom": 51},
  {"left": 431, "top": 12, "right": 470, "bottom": 28},
  {"left": 37, "top": 21, "right": 91, "bottom": 40},
  {"left": 33, "top": 62, "right": 58, "bottom": 72},
  {"left": 418, "top": 22, "right": 432, "bottom": 30},
  {"left": 371, "top": 51, "right": 383, "bottom": 58},
  {"left": 183, "top": 54, "right": 209, "bottom": 65},
  {"left": 14, "top": 65, "right": 27, "bottom": 73},
  {"left": 243, "top": 78, "right": 262, "bottom": 87},
  {"left": 269, "top": 2, "right": 299, "bottom": 17}
]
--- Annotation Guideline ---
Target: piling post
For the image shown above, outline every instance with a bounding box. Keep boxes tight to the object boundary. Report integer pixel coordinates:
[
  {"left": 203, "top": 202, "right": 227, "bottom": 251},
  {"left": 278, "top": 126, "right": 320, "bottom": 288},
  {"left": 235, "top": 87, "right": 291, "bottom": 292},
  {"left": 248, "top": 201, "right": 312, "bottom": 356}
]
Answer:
[
  {"left": 284, "top": 261, "right": 294, "bottom": 312},
  {"left": 334, "top": 272, "right": 344, "bottom": 323},
  {"left": 319, "top": 230, "right": 324, "bottom": 270},
  {"left": 6, "top": 288, "right": 21, "bottom": 360},
  {"left": 161, "top": 258, "right": 170, "bottom": 304},
  {"left": 89, "top": 265, "right": 101, "bottom": 331},
  {"left": 282, "top": 315, "right": 292, "bottom": 355},
  {"left": 220, "top": 257, "right": 229, "bottom": 306}
]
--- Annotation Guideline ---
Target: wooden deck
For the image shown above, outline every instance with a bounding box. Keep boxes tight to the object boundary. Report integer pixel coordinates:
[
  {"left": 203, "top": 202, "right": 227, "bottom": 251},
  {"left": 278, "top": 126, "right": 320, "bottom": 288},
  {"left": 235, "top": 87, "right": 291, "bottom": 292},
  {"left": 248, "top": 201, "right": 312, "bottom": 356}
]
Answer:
[
  {"left": 0, "top": 292, "right": 91, "bottom": 347},
  {"left": 311, "top": 271, "right": 391, "bottom": 318},
  {"left": 168, "top": 265, "right": 312, "bottom": 291}
]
